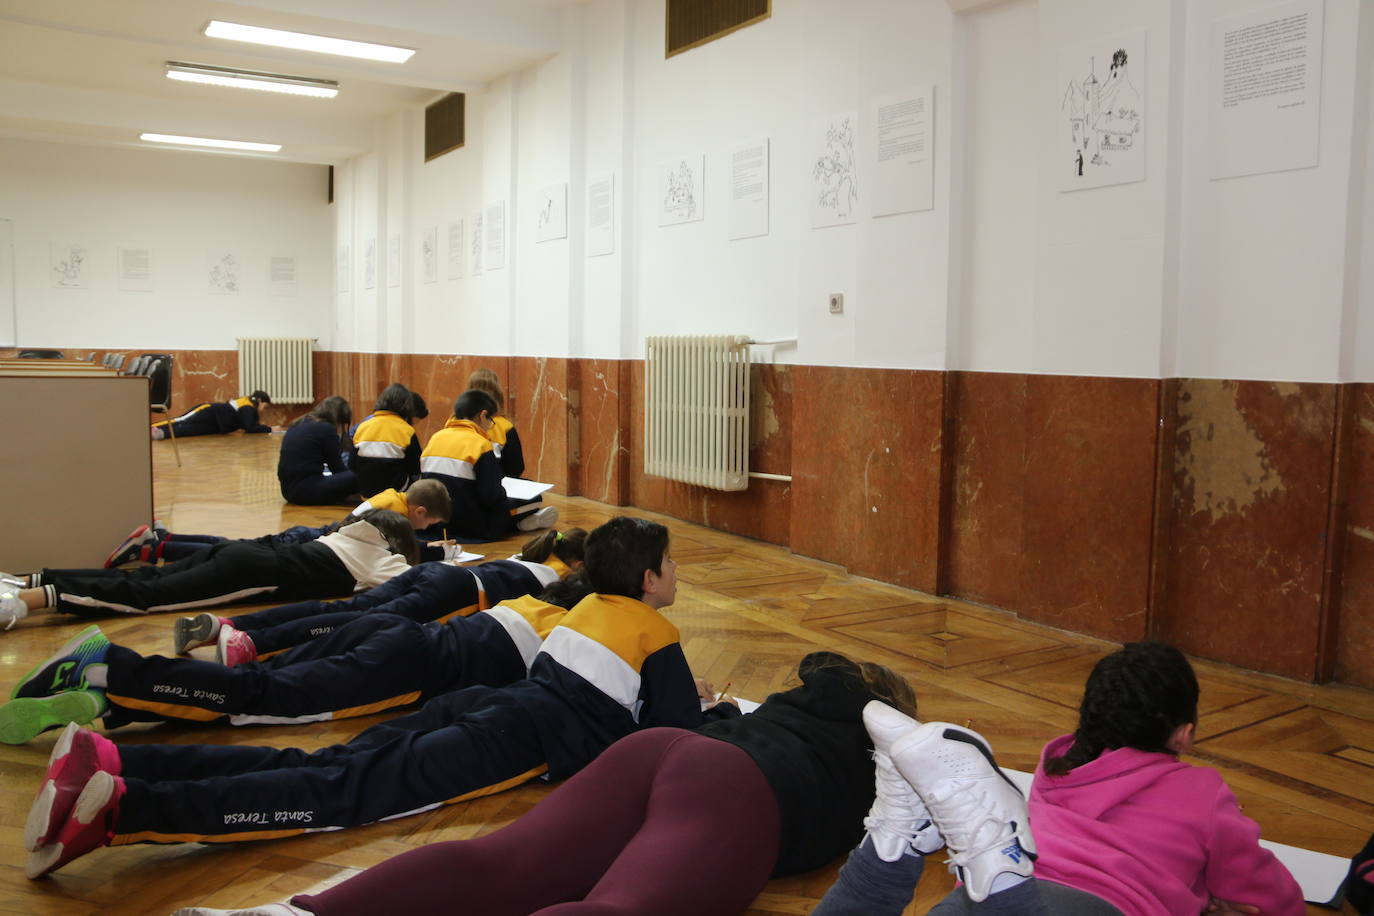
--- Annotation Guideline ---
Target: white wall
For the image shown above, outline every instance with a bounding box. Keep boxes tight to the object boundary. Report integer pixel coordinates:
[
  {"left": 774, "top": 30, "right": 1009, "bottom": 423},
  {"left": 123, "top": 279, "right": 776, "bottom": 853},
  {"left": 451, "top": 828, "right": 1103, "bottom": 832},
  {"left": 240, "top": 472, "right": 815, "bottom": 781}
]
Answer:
[
  {"left": 0, "top": 137, "right": 332, "bottom": 350},
  {"left": 328, "top": 0, "right": 1374, "bottom": 383},
  {"left": 1176, "top": 0, "right": 1368, "bottom": 382}
]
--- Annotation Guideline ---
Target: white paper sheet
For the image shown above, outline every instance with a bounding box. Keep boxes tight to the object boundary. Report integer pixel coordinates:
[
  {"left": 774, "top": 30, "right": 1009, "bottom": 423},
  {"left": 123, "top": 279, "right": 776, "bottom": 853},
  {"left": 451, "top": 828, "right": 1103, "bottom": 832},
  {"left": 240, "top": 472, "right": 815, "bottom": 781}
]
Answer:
[
  {"left": 587, "top": 171, "right": 615, "bottom": 257},
  {"left": 872, "top": 87, "right": 934, "bottom": 216},
  {"left": 658, "top": 154, "right": 705, "bottom": 226},
  {"left": 1209, "top": 0, "right": 1323, "bottom": 179},
  {"left": 729, "top": 138, "right": 769, "bottom": 240},
  {"left": 503, "top": 477, "right": 554, "bottom": 501},
  {"left": 485, "top": 201, "right": 506, "bottom": 270}
]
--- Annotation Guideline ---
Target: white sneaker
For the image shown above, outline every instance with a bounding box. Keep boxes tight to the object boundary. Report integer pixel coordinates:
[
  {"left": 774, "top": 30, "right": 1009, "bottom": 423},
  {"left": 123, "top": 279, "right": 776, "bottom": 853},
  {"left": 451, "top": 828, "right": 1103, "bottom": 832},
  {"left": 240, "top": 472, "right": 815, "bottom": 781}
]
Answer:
[
  {"left": 516, "top": 505, "right": 559, "bottom": 532},
  {"left": 888, "top": 721, "right": 1036, "bottom": 902},
  {"left": 861, "top": 702, "right": 943, "bottom": 860},
  {"left": 0, "top": 571, "right": 26, "bottom": 588},
  {"left": 1, "top": 588, "right": 29, "bottom": 631}
]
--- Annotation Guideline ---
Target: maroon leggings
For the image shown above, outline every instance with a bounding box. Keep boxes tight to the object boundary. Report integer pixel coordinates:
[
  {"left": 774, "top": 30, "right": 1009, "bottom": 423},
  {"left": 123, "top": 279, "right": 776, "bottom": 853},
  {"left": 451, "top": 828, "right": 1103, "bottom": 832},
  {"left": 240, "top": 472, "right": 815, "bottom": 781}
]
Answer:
[{"left": 293, "top": 728, "right": 782, "bottom": 916}]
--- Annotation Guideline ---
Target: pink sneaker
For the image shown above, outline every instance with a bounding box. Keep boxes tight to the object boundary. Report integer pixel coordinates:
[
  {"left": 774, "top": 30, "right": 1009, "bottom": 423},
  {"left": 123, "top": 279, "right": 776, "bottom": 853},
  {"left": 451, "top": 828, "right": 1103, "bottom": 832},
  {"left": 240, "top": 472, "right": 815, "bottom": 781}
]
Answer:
[
  {"left": 216, "top": 625, "right": 257, "bottom": 667},
  {"left": 25, "top": 723, "right": 122, "bottom": 850},
  {"left": 25, "top": 770, "right": 124, "bottom": 878}
]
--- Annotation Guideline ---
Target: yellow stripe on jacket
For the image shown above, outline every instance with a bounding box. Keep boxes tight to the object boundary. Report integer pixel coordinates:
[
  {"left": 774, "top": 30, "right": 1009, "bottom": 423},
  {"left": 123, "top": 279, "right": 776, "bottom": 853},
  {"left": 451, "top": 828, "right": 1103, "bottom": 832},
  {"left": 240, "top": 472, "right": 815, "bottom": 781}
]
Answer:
[
  {"left": 358, "top": 488, "right": 408, "bottom": 514},
  {"left": 420, "top": 418, "right": 493, "bottom": 480},
  {"left": 354, "top": 411, "right": 416, "bottom": 460}
]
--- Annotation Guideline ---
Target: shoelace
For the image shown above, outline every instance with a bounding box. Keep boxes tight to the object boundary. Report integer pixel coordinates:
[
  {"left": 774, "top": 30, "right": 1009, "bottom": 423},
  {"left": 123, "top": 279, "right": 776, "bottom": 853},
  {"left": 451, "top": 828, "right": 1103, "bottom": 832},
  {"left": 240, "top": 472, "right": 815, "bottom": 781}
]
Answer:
[
  {"left": 864, "top": 751, "right": 927, "bottom": 844},
  {"left": 923, "top": 780, "right": 1018, "bottom": 872}
]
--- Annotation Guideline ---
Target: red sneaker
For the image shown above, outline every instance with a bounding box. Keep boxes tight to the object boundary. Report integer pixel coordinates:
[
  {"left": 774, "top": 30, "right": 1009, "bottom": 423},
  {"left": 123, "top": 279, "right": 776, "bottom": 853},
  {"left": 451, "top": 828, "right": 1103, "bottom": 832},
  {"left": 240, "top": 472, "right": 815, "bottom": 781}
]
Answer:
[
  {"left": 103, "top": 525, "right": 154, "bottom": 568},
  {"left": 25, "top": 770, "right": 124, "bottom": 878},
  {"left": 25, "top": 723, "right": 121, "bottom": 850}
]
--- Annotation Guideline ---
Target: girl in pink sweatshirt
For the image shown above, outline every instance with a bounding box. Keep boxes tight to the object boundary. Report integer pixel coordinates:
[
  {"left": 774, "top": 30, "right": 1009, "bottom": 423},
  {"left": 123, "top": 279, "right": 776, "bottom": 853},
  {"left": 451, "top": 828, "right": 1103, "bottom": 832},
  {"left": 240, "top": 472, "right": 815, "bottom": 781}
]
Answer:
[{"left": 815, "top": 642, "right": 1304, "bottom": 916}]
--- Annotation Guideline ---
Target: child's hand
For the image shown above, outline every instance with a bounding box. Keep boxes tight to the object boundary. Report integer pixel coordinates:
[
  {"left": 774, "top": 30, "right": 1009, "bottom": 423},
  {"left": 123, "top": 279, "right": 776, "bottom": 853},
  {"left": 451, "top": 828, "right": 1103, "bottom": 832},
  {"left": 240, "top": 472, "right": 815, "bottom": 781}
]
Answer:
[{"left": 1204, "top": 897, "right": 1259, "bottom": 915}]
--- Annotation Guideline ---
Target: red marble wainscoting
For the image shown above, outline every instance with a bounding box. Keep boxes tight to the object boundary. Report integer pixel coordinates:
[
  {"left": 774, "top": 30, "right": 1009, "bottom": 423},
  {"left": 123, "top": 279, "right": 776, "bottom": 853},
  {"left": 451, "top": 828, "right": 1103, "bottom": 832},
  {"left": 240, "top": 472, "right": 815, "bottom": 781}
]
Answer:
[
  {"left": 29, "top": 343, "right": 1374, "bottom": 684},
  {"left": 943, "top": 372, "right": 1159, "bottom": 644},
  {"left": 786, "top": 365, "right": 943, "bottom": 592},
  {"left": 628, "top": 361, "right": 794, "bottom": 547},
  {"left": 1339, "top": 384, "right": 1374, "bottom": 689},
  {"left": 1154, "top": 380, "right": 1342, "bottom": 682}
]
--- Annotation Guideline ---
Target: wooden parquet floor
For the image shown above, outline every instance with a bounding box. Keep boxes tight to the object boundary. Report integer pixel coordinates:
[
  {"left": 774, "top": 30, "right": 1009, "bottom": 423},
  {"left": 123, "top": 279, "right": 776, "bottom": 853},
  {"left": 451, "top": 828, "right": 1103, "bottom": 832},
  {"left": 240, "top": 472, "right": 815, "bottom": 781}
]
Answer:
[{"left": 0, "top": 434, "right": 1369, "bottom": 914}]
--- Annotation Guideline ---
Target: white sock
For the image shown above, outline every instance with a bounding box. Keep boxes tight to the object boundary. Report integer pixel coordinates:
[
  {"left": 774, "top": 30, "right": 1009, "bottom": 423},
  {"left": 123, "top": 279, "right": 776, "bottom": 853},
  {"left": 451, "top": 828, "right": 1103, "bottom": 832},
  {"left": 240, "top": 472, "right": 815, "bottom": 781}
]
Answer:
[{"left": 84, "top": 665, "right": 108, "bottom": 688}]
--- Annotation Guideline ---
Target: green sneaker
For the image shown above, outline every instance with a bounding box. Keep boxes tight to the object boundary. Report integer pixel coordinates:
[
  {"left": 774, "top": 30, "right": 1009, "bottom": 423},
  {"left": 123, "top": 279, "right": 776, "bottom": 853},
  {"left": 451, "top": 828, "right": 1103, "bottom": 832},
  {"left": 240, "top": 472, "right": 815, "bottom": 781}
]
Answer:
[
  {"left": 0, "top": 690, "right": 107, "bottom": 744},
  {"left": 11, "top": 625, "right": 111, "bottom": 699}
]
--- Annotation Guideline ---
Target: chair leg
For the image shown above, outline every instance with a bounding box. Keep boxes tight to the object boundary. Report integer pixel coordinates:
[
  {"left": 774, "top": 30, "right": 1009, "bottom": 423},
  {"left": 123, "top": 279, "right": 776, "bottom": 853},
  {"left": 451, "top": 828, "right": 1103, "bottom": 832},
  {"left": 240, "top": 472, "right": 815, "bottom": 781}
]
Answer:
[{"left": 165, "top": 418, "right": 182, "bottom": 467}]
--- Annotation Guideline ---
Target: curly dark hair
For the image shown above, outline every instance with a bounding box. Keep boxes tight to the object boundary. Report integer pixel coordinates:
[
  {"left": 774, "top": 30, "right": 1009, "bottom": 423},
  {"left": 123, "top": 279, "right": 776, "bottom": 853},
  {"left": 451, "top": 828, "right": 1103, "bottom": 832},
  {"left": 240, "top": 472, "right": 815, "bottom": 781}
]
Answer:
[{"left": 1045, "top": 641, "right": 1198, "bottom": 776}]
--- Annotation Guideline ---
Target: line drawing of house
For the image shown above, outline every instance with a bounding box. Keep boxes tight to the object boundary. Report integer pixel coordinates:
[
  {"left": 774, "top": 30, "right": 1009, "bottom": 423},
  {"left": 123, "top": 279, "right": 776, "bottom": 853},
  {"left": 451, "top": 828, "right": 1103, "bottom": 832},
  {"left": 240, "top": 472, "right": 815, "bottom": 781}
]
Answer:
[{"left": 1061, "top": 48, "right": 1141, "bottom": 176}]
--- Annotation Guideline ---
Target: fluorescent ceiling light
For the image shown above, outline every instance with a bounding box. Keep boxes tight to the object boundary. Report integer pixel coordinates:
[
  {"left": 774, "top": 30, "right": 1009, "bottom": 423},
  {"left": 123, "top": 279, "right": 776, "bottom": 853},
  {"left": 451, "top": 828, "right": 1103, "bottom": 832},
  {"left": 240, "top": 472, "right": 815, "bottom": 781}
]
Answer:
[
  {"left": 165, "top": 62, "right": 339, "bottom": 98},
  {"left": 203, "top": 20, "right": 415, "bottom": 63},
  {"left": 140, "top": 133, "right": 282, "bottom": 152}
]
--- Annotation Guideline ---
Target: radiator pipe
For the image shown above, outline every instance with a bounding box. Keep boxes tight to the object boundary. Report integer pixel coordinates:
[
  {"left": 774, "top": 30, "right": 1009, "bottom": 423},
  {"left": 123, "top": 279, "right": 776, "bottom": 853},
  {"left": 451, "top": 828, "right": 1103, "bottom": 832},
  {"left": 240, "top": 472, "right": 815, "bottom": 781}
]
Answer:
[{"left": 748, "top": 471, "right": 792, "bottom": 482}]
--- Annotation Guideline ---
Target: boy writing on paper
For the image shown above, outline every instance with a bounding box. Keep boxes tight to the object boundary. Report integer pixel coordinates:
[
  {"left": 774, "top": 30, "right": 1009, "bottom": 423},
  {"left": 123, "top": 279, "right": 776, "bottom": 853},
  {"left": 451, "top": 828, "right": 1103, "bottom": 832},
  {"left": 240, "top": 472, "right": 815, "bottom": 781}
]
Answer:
[{"left": 420, "top": 389, "right": 556, "bottom": 542}]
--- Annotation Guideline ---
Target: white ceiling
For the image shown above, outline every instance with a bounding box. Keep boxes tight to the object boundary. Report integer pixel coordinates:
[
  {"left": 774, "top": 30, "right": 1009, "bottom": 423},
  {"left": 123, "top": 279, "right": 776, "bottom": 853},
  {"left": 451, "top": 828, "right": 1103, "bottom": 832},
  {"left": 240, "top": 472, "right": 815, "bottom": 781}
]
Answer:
[{"left": 0, "top": 0, "right": 583, "bottom": 164}]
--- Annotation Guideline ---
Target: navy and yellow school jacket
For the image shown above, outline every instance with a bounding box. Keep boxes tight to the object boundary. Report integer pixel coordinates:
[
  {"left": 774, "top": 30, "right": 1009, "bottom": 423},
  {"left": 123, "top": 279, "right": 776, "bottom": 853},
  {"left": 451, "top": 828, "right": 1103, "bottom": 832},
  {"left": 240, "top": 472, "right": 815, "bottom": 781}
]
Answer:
[
  {"left": 229, "top": 396, "right": 271, "bottom": 433},
  {"left": 420, "top": 418, "right": 510, "bottom": 540},
  {"left": 505, "top": 592, "right": 734, "bottom": 779},
  {"left": 155, "top": 398, "right": 268, "bottom": 434},
  {"left": 352, "top": 410, "right": 421, "bottom": 492},
  {"left": 487, "top": 414, "right": 526, "bottom": 479}
]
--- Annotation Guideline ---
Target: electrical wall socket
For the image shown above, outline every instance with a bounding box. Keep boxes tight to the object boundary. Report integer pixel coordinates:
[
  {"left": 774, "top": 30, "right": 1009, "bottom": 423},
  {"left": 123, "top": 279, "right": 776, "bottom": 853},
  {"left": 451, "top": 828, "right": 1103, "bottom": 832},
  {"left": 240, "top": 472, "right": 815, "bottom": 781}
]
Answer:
[{"left": 828, "top": 292, "right": 844, "bottom": 314}]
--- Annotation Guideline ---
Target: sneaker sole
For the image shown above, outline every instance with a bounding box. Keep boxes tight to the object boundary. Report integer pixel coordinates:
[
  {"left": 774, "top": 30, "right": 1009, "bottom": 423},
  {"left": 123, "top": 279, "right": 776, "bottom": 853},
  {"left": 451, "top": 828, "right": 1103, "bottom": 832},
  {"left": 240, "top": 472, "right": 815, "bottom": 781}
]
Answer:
[
  {"left": 0, "top": 692, "right": 104, "bottom": 745},
  {"left": 24, "top": 771, "right": 116, "bottom": 879},
  {"left": 10, "top": 625, "right": 104, "bottom": 699},
  {"left": 173, "top": 613, "right": 217, "bottom": 655},
  {"left": 24, "top": 781, "right": 59, "bottom": 853},
  {"left": 25, "top": 722, "right": 96, "bottom": 849}
]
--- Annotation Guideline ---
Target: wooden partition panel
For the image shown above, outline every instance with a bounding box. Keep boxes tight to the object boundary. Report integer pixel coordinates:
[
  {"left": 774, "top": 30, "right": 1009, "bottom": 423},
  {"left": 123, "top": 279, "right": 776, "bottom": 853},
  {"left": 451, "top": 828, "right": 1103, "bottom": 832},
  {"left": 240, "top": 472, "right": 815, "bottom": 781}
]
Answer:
[{"left": 0, "top": 373, "right": 152, "bottom": 569}]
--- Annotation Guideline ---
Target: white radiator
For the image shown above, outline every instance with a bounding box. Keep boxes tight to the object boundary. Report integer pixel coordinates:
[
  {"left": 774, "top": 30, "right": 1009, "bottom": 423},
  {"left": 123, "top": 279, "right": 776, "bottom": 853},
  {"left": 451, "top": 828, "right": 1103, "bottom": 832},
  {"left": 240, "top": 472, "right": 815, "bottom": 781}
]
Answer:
[
  {"left": 645, "top": 335, "right": 751, "bottom": 491},
  {"left": 237, "top": 337, "right": 313, "bottom": 405}
]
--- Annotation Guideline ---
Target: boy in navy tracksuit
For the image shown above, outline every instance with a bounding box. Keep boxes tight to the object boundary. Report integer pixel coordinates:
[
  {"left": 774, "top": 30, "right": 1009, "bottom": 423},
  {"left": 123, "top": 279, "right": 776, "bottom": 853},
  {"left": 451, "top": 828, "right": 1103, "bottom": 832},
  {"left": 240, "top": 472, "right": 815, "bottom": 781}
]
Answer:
[
  {"left": 151, "top": 391, "right": 271, "bottom": 439},
  {"left": 18, "top": 517, "right": 735, "bottom": 878},
  {"left": 0, "top": 576, "right": 589, "bottom": 737},
  {"left": 203, "top": 551, "right": 578, "bottom": 656},
  {"left": 420, "top": 389, "right": 554, "bottom": 542}
]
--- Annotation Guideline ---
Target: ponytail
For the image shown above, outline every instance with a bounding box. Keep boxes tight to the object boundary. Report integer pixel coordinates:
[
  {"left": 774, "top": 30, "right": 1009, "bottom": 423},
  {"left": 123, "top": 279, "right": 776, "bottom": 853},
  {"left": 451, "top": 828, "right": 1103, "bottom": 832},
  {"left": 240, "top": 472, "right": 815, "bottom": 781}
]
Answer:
[
  {"left": 519, "top": 526, "right": 587, "bottom": 568},
  {"left": 1045, "top": 642, "right": 1199, "bottom": 776},
  {"left": 1044, "top": 642, "right": 1198, "bottom": 780}
]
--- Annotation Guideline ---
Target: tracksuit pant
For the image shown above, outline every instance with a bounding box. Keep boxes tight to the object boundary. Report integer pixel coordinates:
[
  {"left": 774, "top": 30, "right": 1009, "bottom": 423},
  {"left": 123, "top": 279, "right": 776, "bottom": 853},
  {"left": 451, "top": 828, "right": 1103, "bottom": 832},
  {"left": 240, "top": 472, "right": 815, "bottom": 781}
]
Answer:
[
  {"left": 156, "top": 525, "right": 328, "bottom": 563},
  {"left": 289, "top": 729, "right": 781, "bottom": 916},
  {"left": 101, "top": 613, "right": 527, "bottom": 726},
  {"left": 227, "top": 559, "right": 546, "bottom": 655},
  {"left": 40, "top": 541, "right": 355, "bottom": 616},
  {"left": 111, "top": 686, "right": 548, "bottom": 845}
]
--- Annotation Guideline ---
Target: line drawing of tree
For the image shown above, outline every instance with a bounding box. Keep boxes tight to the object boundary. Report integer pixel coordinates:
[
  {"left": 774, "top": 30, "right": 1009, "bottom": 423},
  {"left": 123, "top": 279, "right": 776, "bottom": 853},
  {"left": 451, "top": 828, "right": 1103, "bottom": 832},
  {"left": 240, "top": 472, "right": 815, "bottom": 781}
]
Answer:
[
  {"left": 52, "top": 245, "right": 85, "bottom": 287},
  {"left": 813, "top": 117, "right": 858, "bottom": 217}
]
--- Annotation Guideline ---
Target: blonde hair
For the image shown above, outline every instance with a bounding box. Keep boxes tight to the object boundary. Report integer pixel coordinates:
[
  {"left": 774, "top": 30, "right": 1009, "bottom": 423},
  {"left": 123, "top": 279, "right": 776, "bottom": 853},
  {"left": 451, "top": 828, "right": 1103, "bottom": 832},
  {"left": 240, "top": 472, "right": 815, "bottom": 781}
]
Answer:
[{"left": 466, "top": 368, "right": 506, "bottom": 414}]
